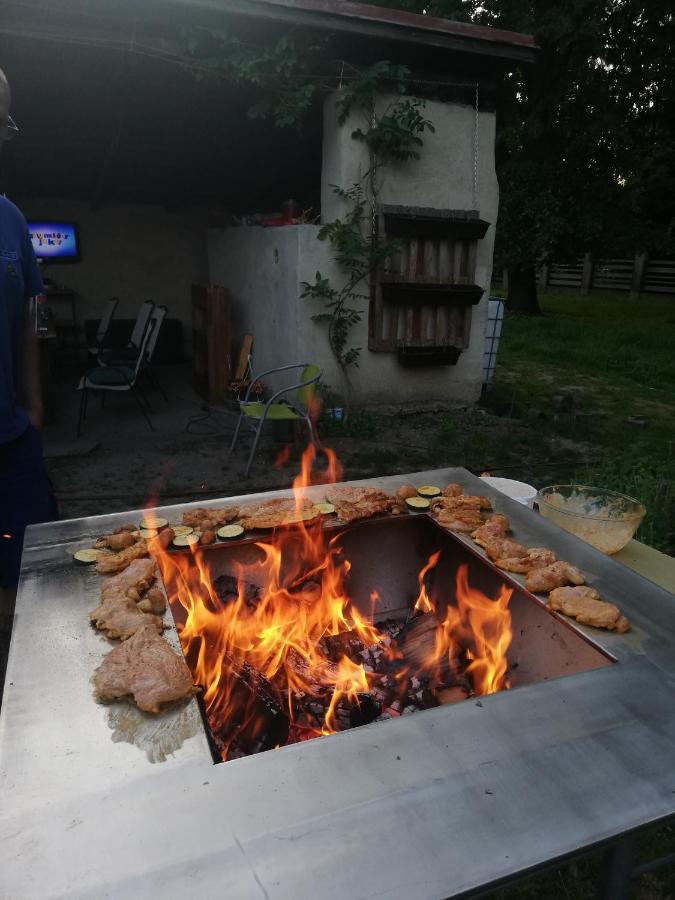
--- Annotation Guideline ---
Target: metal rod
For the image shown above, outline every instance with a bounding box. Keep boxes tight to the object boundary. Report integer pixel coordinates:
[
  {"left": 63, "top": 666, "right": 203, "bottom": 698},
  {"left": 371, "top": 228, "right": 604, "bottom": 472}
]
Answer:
[{"left": 598, "top": 837, "right": 634, "bottom": 900}]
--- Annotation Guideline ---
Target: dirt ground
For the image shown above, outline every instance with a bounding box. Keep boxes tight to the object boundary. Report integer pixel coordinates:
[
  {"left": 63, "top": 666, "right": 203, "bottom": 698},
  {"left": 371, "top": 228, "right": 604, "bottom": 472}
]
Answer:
[{"left": 43, "top": 364, "right": 586, "bottom": 521}]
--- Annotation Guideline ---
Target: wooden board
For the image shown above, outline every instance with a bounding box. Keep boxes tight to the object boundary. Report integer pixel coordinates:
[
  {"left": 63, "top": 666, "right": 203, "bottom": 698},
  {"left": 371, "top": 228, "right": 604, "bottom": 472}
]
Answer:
[{"left": 192, "top": 284, "right": 231, "bottom": 403}]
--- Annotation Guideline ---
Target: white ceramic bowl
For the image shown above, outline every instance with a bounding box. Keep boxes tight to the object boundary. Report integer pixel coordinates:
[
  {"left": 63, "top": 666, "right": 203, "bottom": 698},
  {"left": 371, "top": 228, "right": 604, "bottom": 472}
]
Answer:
[{"left": 480, "top": 476, "right": 538, "bottom": 508}]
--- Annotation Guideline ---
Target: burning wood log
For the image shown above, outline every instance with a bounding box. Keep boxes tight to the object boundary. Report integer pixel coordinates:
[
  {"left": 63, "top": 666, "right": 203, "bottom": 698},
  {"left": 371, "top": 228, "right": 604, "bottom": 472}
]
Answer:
[
  {"left": 207, "top": 657, "right": 289, "bottom": 760},
  {"left": 212, "top": 574, "right": 261, "bottom": 609},
  {"left": 321, "top": 629, "right": 366, "bottom": 663},
  {"left": 396, "top": 613, "right": 471, "bottom": 695}
]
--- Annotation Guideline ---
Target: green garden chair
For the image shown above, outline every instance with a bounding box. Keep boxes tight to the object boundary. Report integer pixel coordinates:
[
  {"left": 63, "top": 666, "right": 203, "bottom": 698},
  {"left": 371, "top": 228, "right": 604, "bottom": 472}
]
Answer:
[{"left": 229, "top": 361, "right": 322, "bottom": 477}]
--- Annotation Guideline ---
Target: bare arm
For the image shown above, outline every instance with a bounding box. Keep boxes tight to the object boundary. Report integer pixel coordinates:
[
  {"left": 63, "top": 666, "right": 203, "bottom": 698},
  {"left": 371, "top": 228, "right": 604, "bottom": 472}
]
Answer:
[{"left": 21, "top": 303, "right": 43, "bottom": 429}]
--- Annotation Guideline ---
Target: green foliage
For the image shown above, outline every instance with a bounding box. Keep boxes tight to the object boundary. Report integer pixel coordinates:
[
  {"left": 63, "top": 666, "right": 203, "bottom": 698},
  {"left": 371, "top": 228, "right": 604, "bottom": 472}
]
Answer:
[
  {"left": 181, "top": 28, "right": 326, "bottom": 128},
  {"left": 301, "top": 65, "right": 434, "bottom": 391},
  {"left": 351, "top": 98, "right": 435, "bottom": 163}
]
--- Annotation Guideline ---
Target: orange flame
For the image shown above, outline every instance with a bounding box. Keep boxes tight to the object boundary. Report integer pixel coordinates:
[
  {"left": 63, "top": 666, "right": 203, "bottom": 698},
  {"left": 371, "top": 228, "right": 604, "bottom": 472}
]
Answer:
[
  {"left": 414, "top": 550, "right": 441, "bottom": 613},
  {"left": 434, "top": 564, "right": 512, "bottom": 696},
  {"left": 150, "top": 446, "right": 513, "bottom": 759},
  {"left": 153, "top": 442, "right": 372, "bottom": 757}
]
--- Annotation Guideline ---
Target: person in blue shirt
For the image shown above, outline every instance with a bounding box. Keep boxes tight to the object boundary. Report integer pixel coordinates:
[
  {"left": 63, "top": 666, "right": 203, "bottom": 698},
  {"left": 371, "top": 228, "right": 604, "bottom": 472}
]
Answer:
[{"left": 0, "top": 68, "right": 53, "bottom": 667}]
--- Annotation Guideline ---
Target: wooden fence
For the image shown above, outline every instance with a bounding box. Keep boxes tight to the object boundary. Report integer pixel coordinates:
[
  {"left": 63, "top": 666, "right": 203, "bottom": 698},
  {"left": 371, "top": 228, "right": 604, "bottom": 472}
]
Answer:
[{"left": 493, "top": 253, "right": 675, "bottom": 297}]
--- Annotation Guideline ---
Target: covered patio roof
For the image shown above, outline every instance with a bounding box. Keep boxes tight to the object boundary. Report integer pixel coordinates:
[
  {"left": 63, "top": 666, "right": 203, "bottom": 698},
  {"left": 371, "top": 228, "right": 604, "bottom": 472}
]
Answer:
[{"left": 1, "top": 0, "right": 535, "bottom": 210}]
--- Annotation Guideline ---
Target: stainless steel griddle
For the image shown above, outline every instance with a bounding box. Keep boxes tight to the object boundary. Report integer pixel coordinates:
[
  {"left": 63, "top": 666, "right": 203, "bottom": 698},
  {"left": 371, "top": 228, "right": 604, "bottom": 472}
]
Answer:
[{"left": 2, "top": 468, "right": 675, "bottom": 899}]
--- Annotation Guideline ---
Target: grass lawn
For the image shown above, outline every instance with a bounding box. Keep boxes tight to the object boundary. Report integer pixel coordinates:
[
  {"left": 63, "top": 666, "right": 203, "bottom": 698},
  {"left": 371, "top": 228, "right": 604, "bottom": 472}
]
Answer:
[
  {"left": 485, "top": 290, "right": 675, "bottom": 555},
  {"left": 483, "top": 290, "right": 675, "bottom": 899}
]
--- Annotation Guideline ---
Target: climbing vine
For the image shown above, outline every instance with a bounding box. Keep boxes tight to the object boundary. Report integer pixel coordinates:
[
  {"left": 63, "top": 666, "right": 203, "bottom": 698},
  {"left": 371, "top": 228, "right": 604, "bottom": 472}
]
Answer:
[
  {"left": 182, "top": 33, "right": 435, "bottom": 403},
  {"left": 301, "top": 64, "right": 434, "bottom": 401}
]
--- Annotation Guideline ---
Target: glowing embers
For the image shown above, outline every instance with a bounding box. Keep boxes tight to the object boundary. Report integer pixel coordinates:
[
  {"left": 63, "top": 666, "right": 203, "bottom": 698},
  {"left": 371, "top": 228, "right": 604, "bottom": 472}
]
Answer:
[{"left": 154, "top": 510, "right": 518, "bottom": 762}]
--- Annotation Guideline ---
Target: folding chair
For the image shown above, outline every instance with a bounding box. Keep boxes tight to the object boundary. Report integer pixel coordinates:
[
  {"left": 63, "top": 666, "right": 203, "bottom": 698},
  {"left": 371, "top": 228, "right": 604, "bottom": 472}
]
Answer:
[
  {"left": 87, "top": 296, "right": 118, "bottom": 357},
  {"left": 229, "top": 362, "right": 322, "bottom": 477},
  {"left": 142, "top": 304, "right": 168, "bottom": 401},
  {"left": 98, "top": 300, "right": 154, "bottom": 366},
  {"left": 76, "top": 318, "right": 156, "bottom": 435}
]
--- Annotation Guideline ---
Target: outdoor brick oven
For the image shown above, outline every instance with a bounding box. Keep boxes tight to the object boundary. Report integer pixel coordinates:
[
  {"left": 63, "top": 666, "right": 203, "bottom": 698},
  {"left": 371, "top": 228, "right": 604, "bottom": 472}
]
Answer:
[{"left": 208, "top": 87, "right": 500, "bottom": 406}]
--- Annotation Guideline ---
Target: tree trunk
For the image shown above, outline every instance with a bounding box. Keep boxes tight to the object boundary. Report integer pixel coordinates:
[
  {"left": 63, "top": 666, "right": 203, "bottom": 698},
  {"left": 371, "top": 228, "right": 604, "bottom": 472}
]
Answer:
[{"left": 506, "top": 266, "right": 541, "bottom": 314}]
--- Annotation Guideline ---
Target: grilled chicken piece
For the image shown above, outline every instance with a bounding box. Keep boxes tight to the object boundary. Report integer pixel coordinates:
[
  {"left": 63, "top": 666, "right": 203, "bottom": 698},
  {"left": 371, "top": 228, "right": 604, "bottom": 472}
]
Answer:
[
  {"left": 495, "top": 547, "right": 557, "bottom": 574},
  {"left": 433, "top": 506, "right": 483, "bottom": 532},
  {"left": 94, "top": 531, "right": 137, "bottom": 551},
  {"left": 324, "top": 487, "right": 391, "bottom": 524},
  {"left": 93, "top": 626, "right": 194, "bottom": 714},
  {"left": 182, "top": 506, "right": 239, "bottom": 529},
  {"left": 137, "top": 587, "right": 167, "bottom": 615},
  {"left": 90, "top": 591, "right": 164, "bottom": 640},
  {"left": 431, "top": 495, "right": 487, "bottom": 513},
  {"left": 525, "top": 561, "right": 585, "bottom": 593},
  {"left": 485, "top": 538, "right": 528, "bottom": 562},
  {"left": 114, "top": 523, "right": 138, "bottom": 534},
  {"left": 96, "top": 540, "right": 149, "bottom": 575},
  {"left": 396, "top": 484, "right": 419, "bottom": 501},
  {"left": 548, "top": 586, "right": 630, "bottom": 632},
  {"left": 101, "top": 558, "right": 157, "bottom": 602},
  {"left": 239, "top": 497, "right": 319, "bottom": 529},
  {"left": 471, "top": 514, "right": 510, "bottom": 548},
  {"left": 443, "top": 483, "right": 464, "bottom": 497}
]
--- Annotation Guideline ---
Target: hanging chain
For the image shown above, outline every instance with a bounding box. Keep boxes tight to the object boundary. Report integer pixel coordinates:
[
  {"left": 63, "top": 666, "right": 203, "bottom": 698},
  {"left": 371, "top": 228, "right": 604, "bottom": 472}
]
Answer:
[{"left": 472, "top": 82, "right": 479, "bottom": 214}]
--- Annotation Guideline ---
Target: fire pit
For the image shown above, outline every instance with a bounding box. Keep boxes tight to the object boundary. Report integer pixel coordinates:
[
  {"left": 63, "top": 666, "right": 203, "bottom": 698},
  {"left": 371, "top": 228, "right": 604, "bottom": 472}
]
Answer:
[
  {"left": 2, "top": 468, "right": 675, "bottom": 900},
  {"left": 160, "top": 515, "right": 611, "bottom": 763}
]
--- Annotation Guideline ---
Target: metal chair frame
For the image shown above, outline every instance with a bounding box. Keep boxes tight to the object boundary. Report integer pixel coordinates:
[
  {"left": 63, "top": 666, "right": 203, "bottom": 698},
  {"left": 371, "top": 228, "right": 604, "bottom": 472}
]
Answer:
[
  {"left": 88, "top": 296, "right": 119, "bottom": 356},
  {"left": 141, "top": 304, "right": 169, "bottom": 402},
  {"left": 76, "top": 319, "right": 156, "bottom": 435},
  {"left": 229, "top": 362, "right": 322, "bottom": 477}
]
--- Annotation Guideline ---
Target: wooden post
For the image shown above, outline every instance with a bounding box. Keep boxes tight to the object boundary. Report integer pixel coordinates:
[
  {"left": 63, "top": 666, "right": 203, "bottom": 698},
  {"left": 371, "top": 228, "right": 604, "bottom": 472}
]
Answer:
[
  {"left": 581, "top": 252, "right": 594, "bottom": 295},
  {"left": 630, "top": 252, "right": 648, "bottom": 298},
  {"left": 538, "top": 259, "right": 550, "bottom": 290},
  {"left": 502, "top": 268, "right": 509, "bottom": 291}
]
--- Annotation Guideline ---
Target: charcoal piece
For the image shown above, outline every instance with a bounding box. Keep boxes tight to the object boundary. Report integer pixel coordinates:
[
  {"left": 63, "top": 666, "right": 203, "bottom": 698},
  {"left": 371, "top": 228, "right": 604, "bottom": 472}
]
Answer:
[
  {"left": 213, "top": 574, "right": 261, "bottom": 609},
  {"left": 208, "top": 657, "right": 289, "bottom": 759},
  {"left": 349, "top": 693, "right": 381, "bottom": 728},
  {"left": 292, "top": 688, "right": 381, "bottom": 732},
  {"left": 321, "top": 630, "right": 366, "bottom": 663}
]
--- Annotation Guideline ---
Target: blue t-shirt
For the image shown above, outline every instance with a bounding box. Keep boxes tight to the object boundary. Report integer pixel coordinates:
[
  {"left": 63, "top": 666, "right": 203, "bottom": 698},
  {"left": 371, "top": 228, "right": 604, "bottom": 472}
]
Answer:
[{"left": 0, "top": 196, "right": 43, "bottom": 443}]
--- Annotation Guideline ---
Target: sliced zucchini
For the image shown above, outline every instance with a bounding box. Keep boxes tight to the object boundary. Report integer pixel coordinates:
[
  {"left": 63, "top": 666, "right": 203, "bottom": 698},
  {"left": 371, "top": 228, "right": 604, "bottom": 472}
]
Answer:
[
  {"left": 172, "top": 533, "right": 200, "bottom": 549},
  {"left": 315, "top": 502, "right": 336, "bottom": 515},
  {"left": 217, "top": 524, "right": 245, "bottom": 540},
  {"left": 172, "top": 525, "right": 195, "bottom": 538},
  {"left": 139, "top": 528, "right": 159, "bottom": 539},
  {"left": 139, "top": 516, "right": 168, "bottom": 531},
  {"left": 73, "top": 548, "right": 102, "bottom": 565},
  {"left": 417, "top": 485, "right": 441, "bottom": 498},
  {"left": 406, "top": 496, "right": 431, "bottom": 511}
]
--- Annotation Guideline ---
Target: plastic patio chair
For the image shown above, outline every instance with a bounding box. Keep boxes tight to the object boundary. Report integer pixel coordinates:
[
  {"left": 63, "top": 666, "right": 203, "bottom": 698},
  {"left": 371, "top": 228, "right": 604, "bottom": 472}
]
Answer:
[
  {"left": 87, "top": 296, "right": 118, "bottom": 357},
  {"left": 229, "top": 362, "right": 322, "bottom": 477},
  {"left": 76, "top": 318, "right": 156, "bottom": 435}
]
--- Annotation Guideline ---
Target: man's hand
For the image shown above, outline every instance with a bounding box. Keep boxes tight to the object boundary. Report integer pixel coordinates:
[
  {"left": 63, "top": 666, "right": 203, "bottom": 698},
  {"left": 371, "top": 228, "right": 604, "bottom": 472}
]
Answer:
[{"left": 25, "top": 399, "right": 44, "bottom": 430}]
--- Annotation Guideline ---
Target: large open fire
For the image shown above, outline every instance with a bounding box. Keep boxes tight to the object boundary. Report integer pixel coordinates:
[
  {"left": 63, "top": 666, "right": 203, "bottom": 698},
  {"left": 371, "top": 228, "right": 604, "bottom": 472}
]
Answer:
[{"left": 150, "top": 447, "right": 513, "bottom": 761}]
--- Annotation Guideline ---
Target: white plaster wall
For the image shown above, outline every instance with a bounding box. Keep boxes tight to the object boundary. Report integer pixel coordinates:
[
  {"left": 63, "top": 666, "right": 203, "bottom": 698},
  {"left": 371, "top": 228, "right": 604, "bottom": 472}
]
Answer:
[
  {"left": 207, "top": 92, "right": 500, "bottom": 407},
  {"left": 318, "top": 92, "right": 499, "bottom": 405},
  {"left": 19, "top": 199, "right": 209, "bottom": 354},
  {"left": 207, "top": 226, "right": 302, "bottom": 392}
]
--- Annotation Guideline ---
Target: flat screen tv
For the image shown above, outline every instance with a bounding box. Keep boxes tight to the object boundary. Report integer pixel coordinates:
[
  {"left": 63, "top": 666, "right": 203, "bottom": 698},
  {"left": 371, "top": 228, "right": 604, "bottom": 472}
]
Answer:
[{"left": 27, "top": 221, "right": 80, "bottom": 262}]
